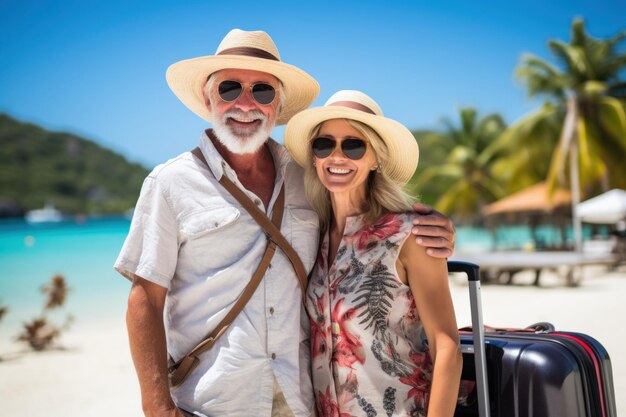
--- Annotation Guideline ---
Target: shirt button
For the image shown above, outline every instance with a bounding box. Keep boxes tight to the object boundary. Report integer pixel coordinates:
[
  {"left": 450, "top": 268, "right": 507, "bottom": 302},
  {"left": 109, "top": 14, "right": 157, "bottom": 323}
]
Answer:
[
  {"left": 271, "top": 353, "right": 277, "bottom": 360},
  {"left": 269, "top": 307, "right": 275, "bottom": 315}
]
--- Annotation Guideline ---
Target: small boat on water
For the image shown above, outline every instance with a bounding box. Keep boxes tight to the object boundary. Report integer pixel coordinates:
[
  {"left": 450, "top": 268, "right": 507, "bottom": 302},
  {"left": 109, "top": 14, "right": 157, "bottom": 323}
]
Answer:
[{"left": 25, "top": 203, "right": 63, "bottom": 224}]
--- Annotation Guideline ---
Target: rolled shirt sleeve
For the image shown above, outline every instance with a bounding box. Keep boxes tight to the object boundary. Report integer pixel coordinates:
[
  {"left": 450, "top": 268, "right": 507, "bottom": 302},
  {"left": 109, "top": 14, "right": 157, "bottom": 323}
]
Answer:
[{"left": 115, "top": 175, "right": 179, "bottom": 288}]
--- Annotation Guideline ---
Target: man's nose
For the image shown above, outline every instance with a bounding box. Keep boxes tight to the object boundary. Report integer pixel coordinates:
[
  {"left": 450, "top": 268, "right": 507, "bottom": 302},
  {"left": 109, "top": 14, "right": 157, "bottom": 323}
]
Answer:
[{"left": 232, "top": 88, "right": 257, "bottom": 111}]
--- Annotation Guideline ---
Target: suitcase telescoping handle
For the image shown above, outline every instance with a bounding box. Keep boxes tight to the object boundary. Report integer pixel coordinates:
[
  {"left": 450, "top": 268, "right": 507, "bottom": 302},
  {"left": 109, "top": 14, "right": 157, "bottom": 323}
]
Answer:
[{"left": 448, "top": 261, "right": 491, "bottom": 417}]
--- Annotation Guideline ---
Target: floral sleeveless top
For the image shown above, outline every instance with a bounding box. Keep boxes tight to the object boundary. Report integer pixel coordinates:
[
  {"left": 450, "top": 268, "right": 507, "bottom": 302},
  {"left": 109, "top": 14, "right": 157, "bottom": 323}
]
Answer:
[{"left": 306, "top": 212, "right": 434, "bottom": 417}]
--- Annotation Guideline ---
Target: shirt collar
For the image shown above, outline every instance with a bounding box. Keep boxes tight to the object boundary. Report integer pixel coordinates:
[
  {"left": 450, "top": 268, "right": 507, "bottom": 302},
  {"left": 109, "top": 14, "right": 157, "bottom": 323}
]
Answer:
[{"left": 198, "top": 129, "right": 291, "bottom": 185}]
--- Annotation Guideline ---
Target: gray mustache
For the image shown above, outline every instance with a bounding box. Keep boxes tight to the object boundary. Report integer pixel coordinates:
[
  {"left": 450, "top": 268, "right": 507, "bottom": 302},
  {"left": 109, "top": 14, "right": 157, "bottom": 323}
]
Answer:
[{"left": 224, "top": 109, "right": 266, "bottom": 122}]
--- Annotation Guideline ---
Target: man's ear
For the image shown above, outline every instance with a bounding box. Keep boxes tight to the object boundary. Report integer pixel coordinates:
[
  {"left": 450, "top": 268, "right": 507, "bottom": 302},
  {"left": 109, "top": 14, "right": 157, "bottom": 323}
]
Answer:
[{"left": 204, "top": 80, "right": 213, "bottom": 112}]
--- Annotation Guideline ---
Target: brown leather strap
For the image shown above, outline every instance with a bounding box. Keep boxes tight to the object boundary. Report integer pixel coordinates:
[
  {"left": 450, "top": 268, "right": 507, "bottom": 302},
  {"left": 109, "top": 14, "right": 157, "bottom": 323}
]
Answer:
[
  {"left": 192, "top": 147, "right": 308, "bottom": 298},
  {"left": 169, "top": 147, "right": 307, "bottom": 388},
  {"left": 169, "top": 190, "right": 283, "bottom": 387},
  {"left": 218, "top": 175, "right": 308, "bottom": 299}
]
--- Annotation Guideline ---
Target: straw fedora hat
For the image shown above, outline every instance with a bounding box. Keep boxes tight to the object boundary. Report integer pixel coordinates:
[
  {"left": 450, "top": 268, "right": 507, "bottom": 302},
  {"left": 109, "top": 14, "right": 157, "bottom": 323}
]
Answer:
[
  {"left": 166, "top": 29, "right": 319, "bottom": 125},
  {"left": 284, "top": 90, "right": 419, "bottom": 184}
]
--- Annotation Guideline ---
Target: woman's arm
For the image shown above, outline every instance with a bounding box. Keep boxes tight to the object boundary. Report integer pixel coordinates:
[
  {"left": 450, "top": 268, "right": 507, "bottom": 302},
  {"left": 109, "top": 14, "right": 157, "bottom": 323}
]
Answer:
[{"left": 399, "top": 238, "right": 462, "bottom": 417}]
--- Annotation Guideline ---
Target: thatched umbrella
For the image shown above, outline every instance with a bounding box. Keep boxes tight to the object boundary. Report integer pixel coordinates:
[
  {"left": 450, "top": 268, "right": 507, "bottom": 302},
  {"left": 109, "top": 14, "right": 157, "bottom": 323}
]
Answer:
[
  {"left": 483, "top": 182, "right": 572, "bottom": 249},
  {"left": 483, "top": 182, "right": 572, "bottom": 216}
]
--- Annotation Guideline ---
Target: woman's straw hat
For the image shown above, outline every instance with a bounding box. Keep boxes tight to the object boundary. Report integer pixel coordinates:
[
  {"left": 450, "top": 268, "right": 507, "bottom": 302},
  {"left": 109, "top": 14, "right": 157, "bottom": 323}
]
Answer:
[
  {"left": 284, "top": 90, "right": 419, "bottom": 184},
  {"left": 166, "top": 29, "right": 319, "bottom": 125}
]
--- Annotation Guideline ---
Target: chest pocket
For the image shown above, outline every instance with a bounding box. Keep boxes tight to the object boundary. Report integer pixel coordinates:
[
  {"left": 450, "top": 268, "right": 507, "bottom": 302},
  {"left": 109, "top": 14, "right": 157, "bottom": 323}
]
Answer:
[{"left": 180, "top": 206, "right": 240, "bottom": 238}]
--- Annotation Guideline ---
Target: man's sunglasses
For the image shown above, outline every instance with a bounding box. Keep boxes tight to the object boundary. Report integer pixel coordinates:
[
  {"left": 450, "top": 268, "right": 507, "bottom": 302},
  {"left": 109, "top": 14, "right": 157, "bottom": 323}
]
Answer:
[
  {"left": 218, "top": 80, "right": 276, "bottom": 105},
  {"left": 311, "top": 137, "right": 368, "bottom": 160}
]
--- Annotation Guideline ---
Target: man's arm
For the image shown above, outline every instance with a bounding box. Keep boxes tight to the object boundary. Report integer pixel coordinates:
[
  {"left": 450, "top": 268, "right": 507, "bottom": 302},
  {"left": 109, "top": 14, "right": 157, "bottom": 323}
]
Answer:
[
  {"left": 411, "top": 203, "right": 456, "bottom": 258},
  {"left": 126, "top": 275, "right": 184, "bottom": 417}
]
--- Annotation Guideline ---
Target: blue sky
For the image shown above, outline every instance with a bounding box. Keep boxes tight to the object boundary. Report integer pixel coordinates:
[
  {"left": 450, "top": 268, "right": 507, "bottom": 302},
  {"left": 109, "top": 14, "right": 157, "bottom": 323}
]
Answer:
[{"left": 1, "top": 0, "right": 624, "bottom": 168}]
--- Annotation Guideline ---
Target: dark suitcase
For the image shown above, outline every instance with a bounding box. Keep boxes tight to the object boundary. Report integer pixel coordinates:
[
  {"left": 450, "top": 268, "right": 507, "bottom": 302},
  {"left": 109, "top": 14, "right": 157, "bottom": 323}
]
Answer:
[{"left": 448, "top": 261, "right": 617, "bottom": 417}]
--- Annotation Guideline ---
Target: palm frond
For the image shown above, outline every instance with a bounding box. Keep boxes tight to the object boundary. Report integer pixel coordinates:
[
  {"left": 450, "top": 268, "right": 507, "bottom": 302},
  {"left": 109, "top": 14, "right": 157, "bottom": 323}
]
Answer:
[
  {"left": 549, "top": 40, "right": 591, "bottom": 79},
  {"left": 354, "top": 261, "right": 399, "bottom": 339},
  {"left": 571, "top": 18, "right": 588, "bottom": 48},
  {"left": 598, "top": 97, "right": 626, "bottom": 140},
  {"left": 459, "top": 107, "right": 478, "bottom": 136},
  {"left": 606, "top": 29, "right": 626, "bottom": 50},
  {"left": 516, "top": 65, "right": 568, "bottom": 100}
]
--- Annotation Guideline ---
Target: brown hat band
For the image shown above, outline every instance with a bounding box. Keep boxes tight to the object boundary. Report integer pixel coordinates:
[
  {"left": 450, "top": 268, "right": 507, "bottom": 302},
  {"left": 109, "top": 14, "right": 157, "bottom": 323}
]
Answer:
[
  {"left": 329, "top": 101, "right": 376, "bottom": 115},
  {"left": 218, "top": 47, "right": 279, "bottom": 61}
]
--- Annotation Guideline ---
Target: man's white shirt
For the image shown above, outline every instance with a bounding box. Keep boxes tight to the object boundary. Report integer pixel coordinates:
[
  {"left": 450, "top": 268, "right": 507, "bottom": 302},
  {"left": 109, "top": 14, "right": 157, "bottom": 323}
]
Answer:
[{"left": 115, "top": 131, "right": 319, "bottom": 416}]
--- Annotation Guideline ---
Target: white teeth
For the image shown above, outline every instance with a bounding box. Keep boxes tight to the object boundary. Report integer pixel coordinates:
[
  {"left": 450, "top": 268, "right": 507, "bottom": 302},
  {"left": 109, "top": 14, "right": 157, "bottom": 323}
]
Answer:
[
  {"left": 232, "top": 117, "right": 256, "bottom": 123},
  {"left": 328, "top": 167, "right": 351, "bottom": 174}
]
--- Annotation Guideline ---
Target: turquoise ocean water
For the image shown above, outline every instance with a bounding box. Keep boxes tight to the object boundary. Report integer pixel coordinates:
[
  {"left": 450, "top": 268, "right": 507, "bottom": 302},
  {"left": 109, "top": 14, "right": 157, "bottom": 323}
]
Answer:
[
  {"left": 0, "top": 217, "right": 603, "bottom": 334},
  {"left": 0, "top": 217, "right": 132, "bottom": 334}
]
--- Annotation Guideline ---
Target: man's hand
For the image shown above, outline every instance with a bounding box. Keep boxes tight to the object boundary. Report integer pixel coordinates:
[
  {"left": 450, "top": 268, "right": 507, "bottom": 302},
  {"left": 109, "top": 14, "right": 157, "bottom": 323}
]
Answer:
[{"left": 411, "top": 203, "right": 456, "bottom": 258}]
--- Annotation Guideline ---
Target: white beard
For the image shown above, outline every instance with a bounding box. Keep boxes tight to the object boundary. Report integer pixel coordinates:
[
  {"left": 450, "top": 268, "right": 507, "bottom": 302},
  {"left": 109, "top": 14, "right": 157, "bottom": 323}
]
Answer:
[{"left": 211, "top": 108, "right": 273, "bottom": 154}]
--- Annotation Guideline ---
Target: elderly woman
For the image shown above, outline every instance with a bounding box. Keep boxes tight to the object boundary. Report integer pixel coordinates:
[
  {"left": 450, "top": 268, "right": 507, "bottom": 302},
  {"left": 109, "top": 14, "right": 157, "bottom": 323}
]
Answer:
[{"left": 285, "top": 90, "right": 462, "bottom": 417}]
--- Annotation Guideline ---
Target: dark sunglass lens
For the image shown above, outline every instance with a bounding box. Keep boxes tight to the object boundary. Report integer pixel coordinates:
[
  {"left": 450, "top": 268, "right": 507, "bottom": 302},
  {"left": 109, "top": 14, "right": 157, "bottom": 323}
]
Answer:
[
  {"left": 252, "top": 83, "right": 276, "bottom": 105},
  {"left": 218, "top": 81, "right": 242, "bottom": 102},
  {"left": 342, "top": 139, "right": 366, "bottom": 159},
  {"left": 312, "top": 137, "right": 335, "bottom": 158}
]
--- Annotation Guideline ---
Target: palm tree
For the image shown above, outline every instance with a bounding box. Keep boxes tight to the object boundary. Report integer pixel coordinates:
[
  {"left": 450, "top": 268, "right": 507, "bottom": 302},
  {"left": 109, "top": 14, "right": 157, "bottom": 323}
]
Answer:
[
  {"left": 495, "top": 18, "right": 626, "bottom": 249},
  {"left": 489, "top": 102, "right": 564, "bottom": 192},
  {"left": 409, "top": 107, "right": 507, "bottom": 223}
]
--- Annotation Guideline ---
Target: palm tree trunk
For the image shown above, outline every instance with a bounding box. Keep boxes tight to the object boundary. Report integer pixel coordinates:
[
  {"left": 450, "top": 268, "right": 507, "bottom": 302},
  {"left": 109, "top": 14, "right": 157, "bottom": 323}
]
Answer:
[
  {"left": 570, "top": 137, "right": 583, "bottom": 252},
  {"left": 563, "top": 98, "right": 583, "bottom": 252}
]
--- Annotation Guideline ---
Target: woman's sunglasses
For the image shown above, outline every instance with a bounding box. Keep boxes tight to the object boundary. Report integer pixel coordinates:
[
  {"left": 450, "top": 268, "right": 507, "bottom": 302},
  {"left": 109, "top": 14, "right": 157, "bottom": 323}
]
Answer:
[
  {"left": 311, "top": 137, "right": 368, "bottom": 160},
  {"left": 218, "top": 80, "right": 276, "bottom": 105}
]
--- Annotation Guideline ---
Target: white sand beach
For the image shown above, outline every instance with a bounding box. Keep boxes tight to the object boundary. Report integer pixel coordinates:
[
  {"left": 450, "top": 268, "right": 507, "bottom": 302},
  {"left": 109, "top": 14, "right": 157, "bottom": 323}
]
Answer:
[{"left": 0, "top": 265, "right": 624, "bottom": 416}]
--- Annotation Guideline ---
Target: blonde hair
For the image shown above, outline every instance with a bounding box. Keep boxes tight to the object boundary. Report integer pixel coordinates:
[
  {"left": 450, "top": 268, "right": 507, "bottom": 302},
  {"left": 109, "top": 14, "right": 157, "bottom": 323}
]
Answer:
[{"left": 303, "top": 119, "right": 415, "bottom": 232}]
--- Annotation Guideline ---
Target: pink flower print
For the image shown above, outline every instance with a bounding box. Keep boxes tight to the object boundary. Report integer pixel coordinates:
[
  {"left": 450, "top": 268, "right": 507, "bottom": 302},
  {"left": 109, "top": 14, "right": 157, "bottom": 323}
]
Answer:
[
  {"left": 344, "top": 213, "right": 402, "bottom": 252},
  {"left": 310, "top": 293, "right": 329, "bottom": 360},
  {"left": 399, "top": 352, "right": 433, "bottom": 406},
  {"left": 316, "top": 386, "right": 354, "bottom": 417},
  {"left": 338, "top": 370, "right": 358, "bottom": 400},
  {"left": 329, "top": 267, "right": 350, "bottom": 298},
  {"left": 331, "top": 299, "right": 365, "bottom": 369},
  {"left": 403, "top": 292, "right": 419, "bottom": 323}
]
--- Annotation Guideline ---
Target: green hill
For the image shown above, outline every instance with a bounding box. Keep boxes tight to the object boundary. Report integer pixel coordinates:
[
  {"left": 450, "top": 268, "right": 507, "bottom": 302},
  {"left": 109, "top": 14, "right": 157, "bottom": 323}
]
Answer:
[{"left": 0, "top": 114, "right": 149, "bottom": 217}]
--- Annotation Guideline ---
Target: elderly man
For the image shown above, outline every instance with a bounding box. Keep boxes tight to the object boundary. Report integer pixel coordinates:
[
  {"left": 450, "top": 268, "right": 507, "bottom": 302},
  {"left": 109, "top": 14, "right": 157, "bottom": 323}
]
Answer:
[{"left": 115, "top": 29, "right": 456, "bottom": 417}]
